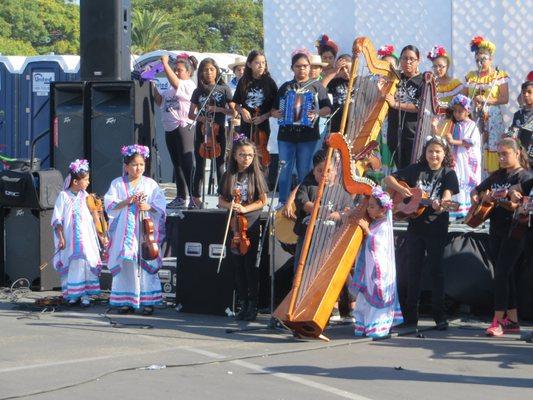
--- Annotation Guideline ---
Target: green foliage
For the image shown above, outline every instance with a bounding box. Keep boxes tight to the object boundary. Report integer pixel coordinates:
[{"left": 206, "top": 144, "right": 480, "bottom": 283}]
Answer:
[
  {"left": 0, "top": 0, "right": 262, "bottom": 56},
  {"left": 131, "top": 9, "right": 172, "bottom": 54},
  {"left": 0, "top": 0, "right": 79, "bottom": 55}
]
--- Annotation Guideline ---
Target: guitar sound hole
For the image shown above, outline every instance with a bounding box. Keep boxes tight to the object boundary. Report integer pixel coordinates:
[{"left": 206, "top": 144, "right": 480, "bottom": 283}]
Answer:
[{"left": 403, "top": 197, "right": 412, "bottom": 205}]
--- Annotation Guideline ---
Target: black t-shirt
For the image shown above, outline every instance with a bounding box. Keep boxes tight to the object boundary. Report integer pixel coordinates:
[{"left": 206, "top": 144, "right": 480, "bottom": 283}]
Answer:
[
  {"left": 476, "top": 168, "right": 533, "bottom": 234},
  {"left": 233, "top": 76, "right": 278, "bottom": 135},
  {"left": 191, "top": 83, "right": 233, "bottom": 126},
  {"left": 521, "top": 177, "right": 533, "bottom": 195},
  {"left": 392, "top": 163, "right": 459, "bottom": 236},
  {"left": 275, "top": 79, "right": 332, "bottom": 143},
  {"left": 327, "top": 77, "right": 349, "bottom": 133},
  {"left": 511, "top": 108, "right": 533, "bottom": 167},
  {"left": 293, "top": 172, "right": 353, "bottom": 236},
  {"left": 387, "top": 73, "right": 425, "bottom": 166},
  {"left": 218, "top": 171, "right": 263, "bottom": 231}
]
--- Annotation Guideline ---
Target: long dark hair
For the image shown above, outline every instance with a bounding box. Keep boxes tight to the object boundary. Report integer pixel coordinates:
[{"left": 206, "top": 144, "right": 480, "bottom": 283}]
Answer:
[
  {"left": 175, "top": 55, "right": 198, "bottom": 75},
  {"left": 240, "top": 50, "right": 271, "bottom": 95},
  {"left": 417, "top": 136, "right": 454, "bottom": 168},
  {"left": 197, "top": 57, "right": 221, "bottom": 92},
  {"left": 220, "top": 138, "right": 268, "bottom": 203}
]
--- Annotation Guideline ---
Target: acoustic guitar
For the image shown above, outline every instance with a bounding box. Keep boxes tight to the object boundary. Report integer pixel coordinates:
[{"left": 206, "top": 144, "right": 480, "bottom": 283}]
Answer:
[
  {"left": 464, "top": 191, "right": 494, "bottom": 228},
  {"left": 390, "top": 181, "right": 459, "bottom": 220}
]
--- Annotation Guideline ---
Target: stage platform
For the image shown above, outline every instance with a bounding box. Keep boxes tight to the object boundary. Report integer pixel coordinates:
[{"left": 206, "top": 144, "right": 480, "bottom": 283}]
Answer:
[{"left": 0, "top": 294, "right": 531, "bottom": 400}]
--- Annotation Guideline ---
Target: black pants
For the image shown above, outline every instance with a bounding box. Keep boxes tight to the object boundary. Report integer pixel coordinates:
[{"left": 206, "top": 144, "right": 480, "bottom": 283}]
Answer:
[
  {"left": 231, "top": 227, "right": 260, "bottom": 303},
  {"left": 193, "top": 124, "right": 226, "bottom": 198},
  {"left": 403, "top": 231, "right": 447, "bottom": 324},
  {"left": 165, "top": 125, "right": 195, "bottom": 199},
  {"left": 489, "top": 230, "right": 525, "bottom": 312}
]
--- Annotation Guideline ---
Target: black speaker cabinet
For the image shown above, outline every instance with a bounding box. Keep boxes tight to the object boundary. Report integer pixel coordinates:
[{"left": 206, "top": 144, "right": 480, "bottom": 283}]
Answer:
[
  {"left": 50, "top": 82, "right": 87, "bottom": 178},
  {"left": 89, "top": 80, "right": 156, "bottom": 195},
  {"left": 80, "top": 0, "right": 132, "bottom": 81},
  {"left": 175, "top": 210, "right": 236, "bottom": 316},
  {"left": 1, "top": 208, "right": 60, "bottom": 290}
]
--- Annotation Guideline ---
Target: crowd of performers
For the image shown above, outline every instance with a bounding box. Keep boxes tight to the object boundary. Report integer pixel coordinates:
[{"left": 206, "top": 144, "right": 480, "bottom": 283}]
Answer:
[{"left": 50, "top": 34, "right": 532, "bottom": 339}]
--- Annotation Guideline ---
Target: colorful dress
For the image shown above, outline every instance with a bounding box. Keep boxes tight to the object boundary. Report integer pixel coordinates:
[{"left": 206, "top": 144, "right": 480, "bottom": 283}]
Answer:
[
  {"left": 450, "top": 119, "right": 482, "bottom": 219},
  {"left": 51, "top": 190, "right": 102, "bottom": 301},
  {"left": 104, "top": 176, "right": 166, "bottom": 309},
  {"left": 464, "top": 69, "right": 509, "bottom": 172},
  {"left": 434, "top": 78, "right": 464, "bottom": 138},
  {"left": 350, "top": 212, "right": 403, "bottom": 338}
]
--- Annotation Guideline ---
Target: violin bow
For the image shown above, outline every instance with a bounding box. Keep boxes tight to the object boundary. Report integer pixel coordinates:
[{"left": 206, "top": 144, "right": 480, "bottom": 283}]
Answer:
[
  {"left": 39, "top": 248, "right": 62, "bottom": 271},
  {"left": 217, "top": 197, "right": 235, "bottom": 274}
]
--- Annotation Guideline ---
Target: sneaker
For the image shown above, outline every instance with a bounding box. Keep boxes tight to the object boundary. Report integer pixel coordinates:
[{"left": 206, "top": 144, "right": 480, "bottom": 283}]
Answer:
[
  {"left": 486, "top": 318, "right": 504, "bottom": 337},
  {"left": 502, "top": 318, "right": 520, "bottom": 334},
  {"left": 188, "top": 199, "right": 204, "bottom": 209},
  {"left": 343, "top": 315, "right": 356, "bottom": 324},
  {"left": 167, "top": 197, "right": 186, "bottom": 209},
  {"left": 329, "top": 308, "right": 342, "bottom": 323},
  {"left": 68, "top": 298, "right": 78, "bottom": 305},
  {"left": 81, "top": 297, "right": 90, "bottom": 307},
  {"left": 435, "top": 319, "right": 449, "bottom": 331}
]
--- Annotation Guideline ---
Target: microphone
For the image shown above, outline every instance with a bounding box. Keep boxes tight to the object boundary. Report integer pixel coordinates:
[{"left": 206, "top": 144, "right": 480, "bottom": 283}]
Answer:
[{"left": 279, "top": 160, "right": 287, "bottom": 166}]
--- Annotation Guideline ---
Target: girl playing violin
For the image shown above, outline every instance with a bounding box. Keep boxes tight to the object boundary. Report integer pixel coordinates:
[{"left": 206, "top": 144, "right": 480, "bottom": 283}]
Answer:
[
  {"left": 52, "top": 159, "right": 102, "bottom": 307},
  {"left": 218, "top": 136, "right": 268, "bottom": 321},
  {"left": 470, "top": 138, "right": 531, "bottom": 336},
  {"left": 104, "top": 145, "right": 167, "bottom": 315},
  {"left": 188, "top": 58, "right": 235, "bottom": 209},
  {"left": 384, "top": 136, "right": 459, "bottom": 331}
]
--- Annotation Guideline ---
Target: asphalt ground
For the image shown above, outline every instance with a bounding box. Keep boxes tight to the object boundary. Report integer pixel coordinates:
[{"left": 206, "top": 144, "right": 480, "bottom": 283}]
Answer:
[{"left": 0, "top": 291, "right": 532, "bottom": 400}]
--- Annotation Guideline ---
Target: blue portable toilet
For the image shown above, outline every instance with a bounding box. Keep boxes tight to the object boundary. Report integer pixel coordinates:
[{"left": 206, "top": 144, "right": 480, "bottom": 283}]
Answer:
[
  {"left": 0, "top": 56, "right": 25, "bottom": 159},
  {"left": 18, "top": 55, "right": 80, "bottom": 168}
]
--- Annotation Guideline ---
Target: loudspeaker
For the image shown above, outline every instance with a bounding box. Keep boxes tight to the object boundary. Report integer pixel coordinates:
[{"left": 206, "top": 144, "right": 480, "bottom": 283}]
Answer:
[
  {"left": 50, "top": 82, "right": 87, "bottom": 178},
  {"left": 0, "top": 208, "right": 60, "bottom": 290},
  {"left": 0, "top": 169, "right": 63, "bottom": 210},
  {"left": 175, "top": 210, "right": 236, "bottom": 316},
  {"left": 80, "top": 0, "right": 132, "bottom": 81},
  {"left": 89, "top": 80, "right": 156, "bottom": 195}
]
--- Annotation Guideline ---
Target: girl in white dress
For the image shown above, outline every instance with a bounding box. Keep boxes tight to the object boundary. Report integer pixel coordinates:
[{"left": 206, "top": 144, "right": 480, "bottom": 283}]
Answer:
[
  {"left": 104, "top": 145, "right": 166, "bottom": 315},
  {"left": 52, "top": 159, "right": 101, "bottom": 307},
  {"left": 350, "top": 186, "right": 403, "bottom": 338}
]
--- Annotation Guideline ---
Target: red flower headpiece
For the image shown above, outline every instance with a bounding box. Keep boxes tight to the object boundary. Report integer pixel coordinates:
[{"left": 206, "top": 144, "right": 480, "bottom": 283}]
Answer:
[
  {"left": 377, "top": 44, "right": 398, "bottom": 59},
  {"left": 470, "top": 35, "right": 495, "bottom": 54},
  {"left": 427, "top": 45, "right": 448, "bottom": 61},
  {"left": 315, "top": 34, "right": 338, "bottom": 55}
]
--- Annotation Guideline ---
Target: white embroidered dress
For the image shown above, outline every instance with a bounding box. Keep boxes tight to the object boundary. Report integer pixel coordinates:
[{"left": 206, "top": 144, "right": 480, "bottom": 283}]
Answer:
[
  {"left": 350, "top": 212, "right": 403, "bottom": 338},
  {"left": 104, "top": 176, "right": 166, "bottom": 308},
  {"left": 51, "top": 190, "right": 102, "bottom": 300}
]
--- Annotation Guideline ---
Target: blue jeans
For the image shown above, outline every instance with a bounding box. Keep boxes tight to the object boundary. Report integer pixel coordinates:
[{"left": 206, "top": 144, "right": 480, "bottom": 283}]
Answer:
[{"left": 278, "top": 140, "right": 318, "bottom": 203}]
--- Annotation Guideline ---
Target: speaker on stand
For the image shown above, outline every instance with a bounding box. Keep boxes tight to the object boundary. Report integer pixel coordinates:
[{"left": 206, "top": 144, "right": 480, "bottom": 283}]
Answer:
[{"left": 80, "top": 0, "right": 132, "bottom": 81}]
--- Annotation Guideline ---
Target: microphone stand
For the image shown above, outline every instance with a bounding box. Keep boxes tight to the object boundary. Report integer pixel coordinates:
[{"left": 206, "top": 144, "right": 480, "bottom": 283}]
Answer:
[{"left": 226, "top": 160, "right": 289, "bottom": 334}]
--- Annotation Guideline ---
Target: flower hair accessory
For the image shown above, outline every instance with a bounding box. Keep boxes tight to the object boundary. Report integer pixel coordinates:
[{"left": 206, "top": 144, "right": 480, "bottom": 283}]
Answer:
[
  {"left": 371, "top": 186, "right": 393, "bottom": 211},
  {"left": 425, "top": 135, "right": 448, "bottom": 146},
  {"left": 377, "top": 45, "right": 398, "bottom": 59},
  {"left": 176, "top": 52, "right": 190, "bottom": 59},
  {"left": 315, "top": 34, "right": 339, "bottom": 55},
  {"left": 291, "top": 47, "right": 311, "bottom": 58},
  {"left": 120, "top": 144, "right": 150, "bottom": 159},
  {"left": 69, "top": 159, "right": 89, "bottom": 174},
  {"left": 233, "top": 133, "right": 247, "bottom": 143},
  {"left": 450, "top": 94, "right": 472, "bottom": 112},
  {"left": 427, "top": 45, "right": 448, "bottom": 61},
  {"left": 470, "top": 35, "right": 496, "bottom": 55}
]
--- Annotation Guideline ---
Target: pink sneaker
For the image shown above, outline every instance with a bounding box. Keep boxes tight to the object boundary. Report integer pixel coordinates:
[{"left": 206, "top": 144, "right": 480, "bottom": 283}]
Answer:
[
  {"left": 486, "top": 318, "right": 504, "bottom": 337},
  {"left": 502, "top": 318, "right": 520, "bottom": 334}
]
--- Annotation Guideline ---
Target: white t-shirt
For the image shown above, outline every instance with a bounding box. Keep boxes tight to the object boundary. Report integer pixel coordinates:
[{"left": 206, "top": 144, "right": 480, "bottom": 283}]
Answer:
[{"left": 160, "top": 79, "right": 196, "bottom": 131}]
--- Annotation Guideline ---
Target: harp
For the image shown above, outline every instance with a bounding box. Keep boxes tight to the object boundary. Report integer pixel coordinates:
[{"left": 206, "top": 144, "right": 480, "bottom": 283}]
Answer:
[
  {"left": 273, "top": 37, "right": 399, "bottom": 340},
  {"left": 411, "top": 72, "right": 439, "bottom": 163}
]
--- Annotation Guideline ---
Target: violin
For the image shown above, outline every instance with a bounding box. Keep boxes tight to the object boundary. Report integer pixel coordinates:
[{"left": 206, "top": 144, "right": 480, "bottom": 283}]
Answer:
[
  {"left": 251, "top": 107, "right": 270, "bottom": 168},
  {"left": 199, "top": 98, "right": 221, "bottom": 159},
  {"left": 230, "top": 188, "right": 251, "bottom": 255},
  {"left": 86, "top": 193, "right": 109, "bottom": 259},
  {"left": 138, "top": 193, "right": 159, "bottom": 260}
]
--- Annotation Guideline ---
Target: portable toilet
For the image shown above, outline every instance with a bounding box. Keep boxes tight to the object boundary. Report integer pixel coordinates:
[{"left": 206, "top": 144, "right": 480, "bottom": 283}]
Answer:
[
  {"left": 18, "top": 55, "right": 80, "bottom": 168},
  {"left": 0, "top": 56, "right": 25, "bottom": 159}
]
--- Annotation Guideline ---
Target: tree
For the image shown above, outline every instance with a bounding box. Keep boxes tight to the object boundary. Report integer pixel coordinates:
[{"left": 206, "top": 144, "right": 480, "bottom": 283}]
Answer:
[{"left": 131, "top": 9, "right": 172, "bottom": 54}]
